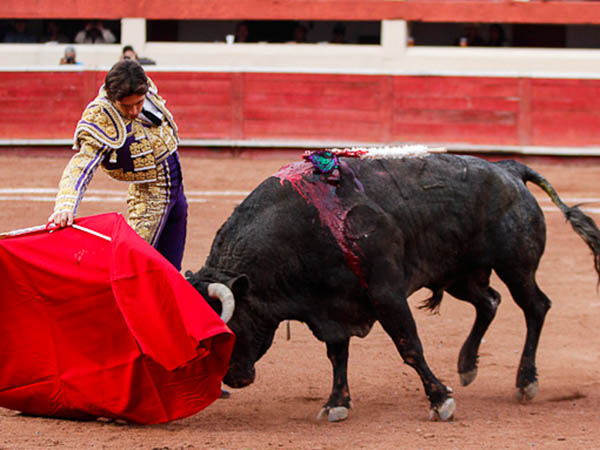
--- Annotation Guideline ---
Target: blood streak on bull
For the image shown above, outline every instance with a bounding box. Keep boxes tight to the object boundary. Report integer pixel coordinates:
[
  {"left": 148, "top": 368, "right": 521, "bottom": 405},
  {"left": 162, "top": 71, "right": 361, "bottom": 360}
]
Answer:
[{"left": 275, "top": 160, "right": 367, "bottom": 286}]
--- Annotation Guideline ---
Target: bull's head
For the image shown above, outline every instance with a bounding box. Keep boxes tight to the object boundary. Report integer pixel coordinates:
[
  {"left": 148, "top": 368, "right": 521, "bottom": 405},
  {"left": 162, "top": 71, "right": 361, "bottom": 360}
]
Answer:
[{"left": 186, "top": 268, "right": 277, "bottom": 389}]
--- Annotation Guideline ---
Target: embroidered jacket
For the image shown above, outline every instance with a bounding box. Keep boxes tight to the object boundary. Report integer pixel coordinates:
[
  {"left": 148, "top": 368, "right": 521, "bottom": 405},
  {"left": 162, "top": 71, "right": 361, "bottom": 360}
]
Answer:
[{"left": 54, "top": 78, "right": 178, "bottom": 215}]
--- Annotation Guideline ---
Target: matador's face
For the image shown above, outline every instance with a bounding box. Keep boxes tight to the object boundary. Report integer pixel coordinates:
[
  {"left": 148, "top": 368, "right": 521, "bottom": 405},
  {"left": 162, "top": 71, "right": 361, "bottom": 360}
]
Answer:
[{"left": 114, "top": 93, "right": 145, "bottom": 121}]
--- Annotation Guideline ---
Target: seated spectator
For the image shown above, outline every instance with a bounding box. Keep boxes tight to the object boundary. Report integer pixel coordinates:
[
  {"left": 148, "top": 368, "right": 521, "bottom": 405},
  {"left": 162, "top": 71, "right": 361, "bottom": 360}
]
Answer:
[
  {"left": 331, "top": 22, "right": 347, "bottom": 44},
  {"left": 120, "top": 45, "right": 139, "bottom": 60},
  {"left": 486, "top": 24, "right": 506, "bottom": 47},
  {"left": 292, "top": 23, "right": 308, "bottom": 43},
  {"left": 42, "top": 21, "right": 69, "bottom": 43},
  {"left": 60, "top": 46, "right": 82, "bottom": 65},
  {"left": 3, "top": 20, "right": 36, "bottom": 43},
  {"left": 456, "top": 24, "right": 485, "bottom": 47},
  {"left": 120, "top": 45, "right": 156, "bottom": 65},
  {"left": 74, "top": 21, "right": 116, "bottom": 44},
  {"left": 235, "top": 21, "right": 250, "bottom": 43}
]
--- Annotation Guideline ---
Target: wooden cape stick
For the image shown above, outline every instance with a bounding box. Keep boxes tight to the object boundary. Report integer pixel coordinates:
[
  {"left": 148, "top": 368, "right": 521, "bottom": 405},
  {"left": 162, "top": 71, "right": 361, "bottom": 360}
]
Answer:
[{"left": 0, "top": 223, "right": 111, "bottom": 242}]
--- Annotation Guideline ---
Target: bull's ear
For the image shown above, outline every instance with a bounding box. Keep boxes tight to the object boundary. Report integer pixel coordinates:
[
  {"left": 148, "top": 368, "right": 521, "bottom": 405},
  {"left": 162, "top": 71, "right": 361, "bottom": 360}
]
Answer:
[{"left": 230, "top": 275, "right": 249, "bottom": 300}]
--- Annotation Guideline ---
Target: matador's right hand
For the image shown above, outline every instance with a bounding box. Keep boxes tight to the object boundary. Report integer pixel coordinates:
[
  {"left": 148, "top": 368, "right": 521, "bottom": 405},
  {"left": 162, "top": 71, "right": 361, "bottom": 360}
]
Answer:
[{"left": 48, "top": 211, "right": 74, "bottom": 228}]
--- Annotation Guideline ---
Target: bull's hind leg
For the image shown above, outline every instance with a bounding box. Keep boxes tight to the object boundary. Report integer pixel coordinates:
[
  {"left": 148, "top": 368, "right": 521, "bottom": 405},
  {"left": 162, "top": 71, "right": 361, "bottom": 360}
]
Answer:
[
  {"left": 446, "top": 268, "right": 501, "bottom": 386},
  {"left": 317, "top": 340, "right": 352, "bottom": 422},
  {"left": 496, "top": 268, "right": 551, "bottom": 401}
]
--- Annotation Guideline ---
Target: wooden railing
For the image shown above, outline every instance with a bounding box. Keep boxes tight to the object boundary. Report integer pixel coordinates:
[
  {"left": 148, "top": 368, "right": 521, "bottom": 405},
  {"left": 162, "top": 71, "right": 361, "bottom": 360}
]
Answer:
[{"left": 2, "top": 70, "right": 600, "bottom": 151}]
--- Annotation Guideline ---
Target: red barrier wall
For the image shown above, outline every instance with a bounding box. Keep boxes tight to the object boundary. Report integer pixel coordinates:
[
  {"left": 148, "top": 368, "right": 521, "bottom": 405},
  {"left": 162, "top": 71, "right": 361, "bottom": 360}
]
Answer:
[{"left": 2, "top": 71, "right": 599, "bottom": 148}]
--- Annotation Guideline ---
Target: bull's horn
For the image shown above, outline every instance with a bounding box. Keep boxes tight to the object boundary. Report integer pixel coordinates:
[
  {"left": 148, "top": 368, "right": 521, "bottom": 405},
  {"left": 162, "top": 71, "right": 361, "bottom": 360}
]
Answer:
[{"left": 208, "top": 283, "right": 235, "bottom": 323}]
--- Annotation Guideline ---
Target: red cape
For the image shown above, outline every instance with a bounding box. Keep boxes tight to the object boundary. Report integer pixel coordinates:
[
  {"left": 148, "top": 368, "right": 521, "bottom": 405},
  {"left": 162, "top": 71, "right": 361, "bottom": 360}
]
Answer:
[{"left": 0, "top": 213, "right": 234, "bottom": 424}]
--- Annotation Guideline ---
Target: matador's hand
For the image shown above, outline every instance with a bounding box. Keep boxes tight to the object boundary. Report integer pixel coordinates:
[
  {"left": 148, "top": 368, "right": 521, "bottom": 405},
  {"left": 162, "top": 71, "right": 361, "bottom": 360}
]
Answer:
[{"left": 48, "top": 211, "right": 74, "bottom": 228}]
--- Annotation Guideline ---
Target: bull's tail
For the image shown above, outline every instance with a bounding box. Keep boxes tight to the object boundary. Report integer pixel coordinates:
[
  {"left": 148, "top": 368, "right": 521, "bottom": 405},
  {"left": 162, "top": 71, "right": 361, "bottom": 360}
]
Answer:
[{"left": 498, "top": 160, "right": 600, "bottom": 283}]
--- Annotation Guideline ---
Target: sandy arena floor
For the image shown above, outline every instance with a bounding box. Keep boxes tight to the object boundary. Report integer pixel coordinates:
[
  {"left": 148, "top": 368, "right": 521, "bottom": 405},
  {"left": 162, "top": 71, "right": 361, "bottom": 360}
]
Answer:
[{"left": 0, "top": 149, "right": 599, "bottom": 449}]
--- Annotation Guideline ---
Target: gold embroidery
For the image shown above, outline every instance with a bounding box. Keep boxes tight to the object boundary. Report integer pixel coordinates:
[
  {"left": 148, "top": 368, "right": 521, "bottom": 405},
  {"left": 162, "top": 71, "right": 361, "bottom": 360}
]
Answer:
[
  {"left": 74, "top": 100, "right": 126, "bottom": 150},
  {"left": 129, "top": 139, "right": 153, "bottom": 158},
  {"left": 145, "top": 123, "right": 178, "bottom": 163},
  {"left": 133, "top": 123, "right": 147, "bottom": 141},
  {"left": 101, "top": 167, "right": 157, "bottom": 183},
  {"left": 126, "top": 165, "right": 170, "bottom": 246},
  {"left": 54, "top": 133, "right": 106, "bottom": 214},
  {"left": 132, "top": 153, "right": 156, "bottom": 171}
]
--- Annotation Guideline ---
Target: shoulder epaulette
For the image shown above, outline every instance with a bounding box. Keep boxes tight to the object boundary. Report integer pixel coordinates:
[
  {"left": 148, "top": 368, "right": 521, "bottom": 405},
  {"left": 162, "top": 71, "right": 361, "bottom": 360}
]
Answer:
[{"left": 73, "top": 97, "right": 127, "bottom": 150}]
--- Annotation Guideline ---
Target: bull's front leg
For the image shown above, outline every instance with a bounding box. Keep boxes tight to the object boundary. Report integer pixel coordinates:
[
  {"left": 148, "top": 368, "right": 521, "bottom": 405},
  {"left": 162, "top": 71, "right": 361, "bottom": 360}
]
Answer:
[
  {"left": 372, "top": 288, "right": 455, "bottom": 421},
  {"left": 317, "top": 339, "right": 352, "bottom": 422}
]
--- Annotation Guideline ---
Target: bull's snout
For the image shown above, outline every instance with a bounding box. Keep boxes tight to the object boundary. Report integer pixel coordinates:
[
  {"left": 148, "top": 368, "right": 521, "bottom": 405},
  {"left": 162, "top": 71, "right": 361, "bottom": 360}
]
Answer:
[{"left": 223, "top": 365, "right": 255, "bottom": 388}]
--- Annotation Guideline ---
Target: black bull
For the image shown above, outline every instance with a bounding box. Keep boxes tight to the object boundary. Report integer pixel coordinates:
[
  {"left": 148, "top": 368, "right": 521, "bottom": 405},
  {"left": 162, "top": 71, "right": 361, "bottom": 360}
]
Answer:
[{"left": 186, "top": 153, "right": 600, "bottom": 422}]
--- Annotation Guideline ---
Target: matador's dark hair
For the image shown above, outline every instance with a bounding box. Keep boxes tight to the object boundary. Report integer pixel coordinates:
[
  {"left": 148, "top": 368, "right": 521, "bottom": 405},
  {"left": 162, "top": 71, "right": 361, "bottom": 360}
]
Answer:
[{"left": 104, "top": 59, "right": 148, "bottom": 101}]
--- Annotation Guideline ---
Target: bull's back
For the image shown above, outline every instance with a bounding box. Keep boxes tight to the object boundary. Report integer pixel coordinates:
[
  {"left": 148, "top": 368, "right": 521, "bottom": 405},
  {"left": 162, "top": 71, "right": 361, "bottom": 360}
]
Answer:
[
  {"left": 339, "top": 154, "right": 546, "bottom": 289},
  {"left": 345, "top": 154, "right": 525, "bottom": 219}
]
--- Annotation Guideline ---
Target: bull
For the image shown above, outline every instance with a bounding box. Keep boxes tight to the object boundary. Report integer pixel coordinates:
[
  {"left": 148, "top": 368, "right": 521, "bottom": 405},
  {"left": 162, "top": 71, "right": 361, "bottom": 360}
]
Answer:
[{"left": 186, "top": 149, "right": 600, "bottom": 422}]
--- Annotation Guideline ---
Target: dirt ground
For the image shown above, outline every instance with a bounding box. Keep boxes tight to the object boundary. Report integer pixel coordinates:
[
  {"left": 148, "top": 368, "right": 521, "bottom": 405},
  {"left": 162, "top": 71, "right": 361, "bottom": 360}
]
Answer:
[{"left": 0, "top": 149, "right": 599, "bottom": 450}]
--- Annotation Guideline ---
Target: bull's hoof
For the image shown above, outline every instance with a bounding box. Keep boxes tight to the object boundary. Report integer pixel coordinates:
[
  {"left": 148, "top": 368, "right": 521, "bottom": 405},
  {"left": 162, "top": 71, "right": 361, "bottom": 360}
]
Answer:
[
  {"left": 316, "top": 406, "right": 349, "bottom": 422},
  {"left": 428, "top": 398, "right": 456, "bottom": 422},
  {"left": 516, "top": 381, "right": 538, "bottom": 402},
  {"left": 459, "top": 368, "right": 478, "bottom": 386}
]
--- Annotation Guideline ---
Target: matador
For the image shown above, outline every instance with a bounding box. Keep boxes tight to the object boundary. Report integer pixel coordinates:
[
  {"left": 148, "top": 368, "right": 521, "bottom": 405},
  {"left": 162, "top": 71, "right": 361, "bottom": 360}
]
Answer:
[{"left": 49, "top": 59, "right": 187, "bottom": 270}]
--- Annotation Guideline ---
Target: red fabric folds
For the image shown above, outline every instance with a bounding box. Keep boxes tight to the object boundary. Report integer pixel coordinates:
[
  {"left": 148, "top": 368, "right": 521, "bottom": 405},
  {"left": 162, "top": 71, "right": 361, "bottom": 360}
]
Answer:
[{"left": 0, "top": 213, "right": 234, "bottom": 424}]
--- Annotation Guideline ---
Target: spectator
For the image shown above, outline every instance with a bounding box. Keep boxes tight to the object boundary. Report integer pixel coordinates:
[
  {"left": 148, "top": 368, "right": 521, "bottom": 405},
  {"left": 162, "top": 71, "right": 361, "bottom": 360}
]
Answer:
[
  {"left": 60, "top": 46, "right": 82, "bottom": 65},
  {"left": 331, "top": 22, "right": 347, "bottom": 44},
  {"left": 487, "top": 24, "right": 506, "bottom": 47},
  {"left": 3, "top": 20, "right": 36, "bottom": 43},
  {"left": 235, "top": 21, "right": 250, "bottom": 43},
  {"left": 456, "top": 24, "right": 485, "bottom": 47},
  {"left": 42, "top": 21, "right": 69, "bottom": 43},
  {"left": 121, "top": 45, "right": 139, "bottom": 61},
  {"left": 292, "top": 23, "right": 308, "bottom": 43},
  {"left": 74, "top": 21, "right": 116, "bottom": 44},
  {"left": 120, "top": 45, "right": 156, "bottom": 65}
]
